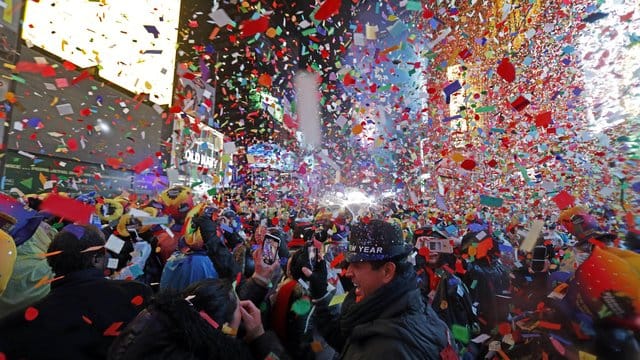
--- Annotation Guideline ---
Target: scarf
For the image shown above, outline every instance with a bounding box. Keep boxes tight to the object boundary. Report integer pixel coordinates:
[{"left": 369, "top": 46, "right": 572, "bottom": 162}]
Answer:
[{"left": 339, "top": 270, "right": 417, "bottom": 338}]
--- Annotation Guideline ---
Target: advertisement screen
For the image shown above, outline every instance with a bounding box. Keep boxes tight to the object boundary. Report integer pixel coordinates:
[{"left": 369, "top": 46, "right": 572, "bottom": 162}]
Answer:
[{"left": 21, "top": 0, "right": 181, "bottom": 105}]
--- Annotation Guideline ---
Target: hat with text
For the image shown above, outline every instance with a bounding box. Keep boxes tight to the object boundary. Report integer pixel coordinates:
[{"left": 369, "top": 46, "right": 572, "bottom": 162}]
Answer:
[{"left": 346, "top": 219, "right": 412, "bottom": 262}]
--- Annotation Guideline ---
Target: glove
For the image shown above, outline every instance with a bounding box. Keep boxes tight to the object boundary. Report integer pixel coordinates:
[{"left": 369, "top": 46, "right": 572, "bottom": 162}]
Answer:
[
  {"left": 305, "top": 259, "right": 328, "bottom": 299},
  {"left": 223, "top": 230, "right": 243, "bottom": 249},
  {"left": 193, "top": 215, "right": 223, "bottom": 252}
]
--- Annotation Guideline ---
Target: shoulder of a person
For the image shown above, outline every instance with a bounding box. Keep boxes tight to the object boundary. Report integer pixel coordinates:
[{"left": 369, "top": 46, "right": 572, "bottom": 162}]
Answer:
[{"left": 109, "top": 279, "right": 153, "bottom": 296}]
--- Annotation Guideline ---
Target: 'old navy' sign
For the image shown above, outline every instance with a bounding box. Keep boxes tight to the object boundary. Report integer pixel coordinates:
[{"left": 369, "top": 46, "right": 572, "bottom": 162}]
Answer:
[
  {"left": 349, "top": 244, "right": 384, "bottom": 254},
  {"left": 184, "top": 150, "right": 217, "bottom": 169}
]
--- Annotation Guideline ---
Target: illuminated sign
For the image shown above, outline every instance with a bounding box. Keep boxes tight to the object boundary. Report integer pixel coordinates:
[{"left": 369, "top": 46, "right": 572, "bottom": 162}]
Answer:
[
  {"left": 22, "top": 0, "right": 181, "bottom": 105},
  {"left": 184, "top": 149, "right": 217, "bottom": 169}
]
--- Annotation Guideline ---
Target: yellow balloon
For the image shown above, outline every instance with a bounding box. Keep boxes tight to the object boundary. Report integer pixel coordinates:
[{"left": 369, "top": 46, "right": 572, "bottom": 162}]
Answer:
[{"left": 0, "top": 229, "right": 16, "bottom": 295}]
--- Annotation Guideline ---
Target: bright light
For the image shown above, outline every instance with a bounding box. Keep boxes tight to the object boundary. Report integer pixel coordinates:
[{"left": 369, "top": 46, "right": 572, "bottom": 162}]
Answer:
[
  {"left": 381, "top": 190, "right": 396, "bottom": 198},
  {"left": 22, "top": 0, "right": 181, "bottom": 105},
  {"left": 343, "top": 190, "right": 373, "bottom": 205}
]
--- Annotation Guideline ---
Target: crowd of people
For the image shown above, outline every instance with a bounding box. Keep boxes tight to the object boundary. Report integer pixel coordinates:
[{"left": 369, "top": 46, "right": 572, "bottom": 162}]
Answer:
[{"left": 0, "top": 185, "right": 638, "bottom": 359}]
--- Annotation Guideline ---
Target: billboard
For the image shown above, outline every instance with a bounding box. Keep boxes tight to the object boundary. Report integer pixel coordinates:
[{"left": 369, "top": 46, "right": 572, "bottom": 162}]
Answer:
[
  {"left": 6, "top": 46, "right": 165, "bottom": 168},
  {"left": 2, "top": 149, "right": 135, "bottom": 196},
  {"left": 21, "top": 0, "right": 181, "bottom": 105}
]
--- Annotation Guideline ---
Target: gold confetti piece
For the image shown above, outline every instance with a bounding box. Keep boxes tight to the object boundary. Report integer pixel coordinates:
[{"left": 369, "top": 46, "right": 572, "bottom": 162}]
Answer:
[
  {"left": 38, "top": 250, "right": 63, "bottom": 258},
  {"left": 50, "top": 96, "right": 59, "bottom": 106},
  {"left": 80, "top": 245, "right": 105, "bottom": 253},
  {"left": 34, "top": 275, "right": 64, "bottom": 289}
]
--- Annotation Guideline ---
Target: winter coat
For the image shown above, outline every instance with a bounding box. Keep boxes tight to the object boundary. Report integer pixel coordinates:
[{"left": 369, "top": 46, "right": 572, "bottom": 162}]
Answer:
[
  {"left": 0, "top": 225, "right": 54, "bottom": 318},
  {"left": 108, "top": 291, "right": 289, "bottom": 360},
  {"left": 0, "top": 268, "right": 152, "bottom": 360},
  {"left": 316, "top": 269, "right": 451, "bottom": 360}
]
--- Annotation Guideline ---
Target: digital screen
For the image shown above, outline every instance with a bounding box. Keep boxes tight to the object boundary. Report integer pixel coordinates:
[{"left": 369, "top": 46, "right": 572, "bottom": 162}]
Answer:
[{"left": 21, "top": 0, "right": 181, "bottom": 105}]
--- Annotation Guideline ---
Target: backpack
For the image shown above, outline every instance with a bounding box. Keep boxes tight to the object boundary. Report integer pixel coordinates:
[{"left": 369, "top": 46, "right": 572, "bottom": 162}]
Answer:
[
  {"left": 463, "top": 260, "right": 511, "bottom": 331},
  {"left": 432, "top": 271, "right": 480, "bottom": 338}
]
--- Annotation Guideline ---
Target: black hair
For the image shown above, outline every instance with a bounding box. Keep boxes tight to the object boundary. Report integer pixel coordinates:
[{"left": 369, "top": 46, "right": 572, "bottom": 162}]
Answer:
[
  {"left": 47, "top": 225, "right": 105, "bottom": 276},
  {"left": 143, "top": 279, "right": 253, "bottom": 360},
  {"left": 182, "top": 279, "right": 237, "bottom": 327},
  {"left": 288, "top": 248, "right": 307, "bottom": 281}
]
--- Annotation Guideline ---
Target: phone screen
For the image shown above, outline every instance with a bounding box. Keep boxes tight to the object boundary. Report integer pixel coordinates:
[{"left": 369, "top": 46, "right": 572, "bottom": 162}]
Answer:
[
  {"left": 531, "top": 246, "right": 547, "bottom": 272},
  {"left": 262, "top": 234, "right": 280, "bottom": 265},
  {"left": 533, "top": 246, "right": 547, "bottom": 260}
]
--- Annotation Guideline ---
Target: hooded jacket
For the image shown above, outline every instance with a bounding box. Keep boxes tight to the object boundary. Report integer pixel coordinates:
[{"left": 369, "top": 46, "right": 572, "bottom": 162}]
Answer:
[
  {"left": 0, "top": 268, "right": 152, "bottom": 360},
  {"left": 316, "top": 268, "right": 451, "bottom": 360},
  {"left": 108, "top": 291, "right": 288, "bottom": 360}
]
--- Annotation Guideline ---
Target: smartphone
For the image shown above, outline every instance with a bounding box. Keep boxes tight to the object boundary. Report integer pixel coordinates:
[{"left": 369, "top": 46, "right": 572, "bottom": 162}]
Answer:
[
  {"left": 426, "top": 239, "right": 454, "bottom": 253},
  {"left": 262, "top": 233, "right": 280, "bottom": 265},
  {"left": 531, "top": 245, "right": 548, "bottom": 272}
]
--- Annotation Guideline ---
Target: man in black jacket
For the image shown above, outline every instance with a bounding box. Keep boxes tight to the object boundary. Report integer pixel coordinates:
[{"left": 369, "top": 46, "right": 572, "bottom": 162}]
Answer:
[
  {"left": 0, "top": 224, "right": 152, "bottom": 360},
  {"left": 306, "top": 219, "right": 453, "bottom": 359}
]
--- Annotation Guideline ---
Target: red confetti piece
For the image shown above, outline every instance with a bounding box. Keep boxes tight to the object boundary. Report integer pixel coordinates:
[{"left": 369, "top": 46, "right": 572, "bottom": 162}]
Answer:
[
  {"left": 537, "top": 321, "right": 562, "bottom": 330},
  {"left": 133, "top": 156, "right": 154, "bottom": 174},
  {"left": 283, "top": 114, "right": 298, "bottom": 129},
  {"left": 82, "top": 315, "right": 93, "bottom": 324},
  {"left": 106, "top": 157, "right": 123, "bottom": 169},
  {"left": 551, "top": 190, "right": 575, "bottom": 210},
  {"left": 314, "top": 0, "right": 341, "bottom": 21},
  {"left": 535, "top": 111, "right": 552, "bottom": 128},
  {"left": 40, "top": 193, "right": 95, "bottom": 224},
  {"left": 24, "top": 307, "right": 39, "bottom": 321},
  {"left": 258, "top": 73, "right": 272, "bottom": 88},
  {"left": 240, "top": 16, "right": 270, "bottom": 39},
  {"left": 343, "top": 73, "right": 355, "bottom": 86},
  {"left": 510, "top": 96, "right": 530, "bottom": 112},
  {"left": 498, "top": 322, "right": 511, "bottom": 336},
  {"left": 455, "top": 259, "right": 466, "bottom": 275},
  {"left": 103, "top": 321, "right": 123, "bottom": 336},
  {"left": 71, "top": 70, "right": 92, "bottom": 85},
  {"left": 330, "top": 252, "right": 345, "bottom": 269},
  {"left": 497, "top": 58, "right": 516, "bottom": 83},
  {"left": 80, "top": 108, "right": 91, "bottom": 116},
  {"left": 458, "top": 48, "right": 472, "bottom": 60},
  {"left": 199, "top": 310, "right": 219, "bottom": 329},
  {"left": 130, "top": 295, "right": 144, "bottom": 306},
  {"left": 62, "top": 61, "right": 77, "bottom": 71},
  {"left": 620, "top": 10, "right": 634, "bottom": 22},
  {"left": 67, "top": 138, "right": 78, "bottom": 151},
  {"left": 460, "top": 159, "right": 476, "bottom": 171}
]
